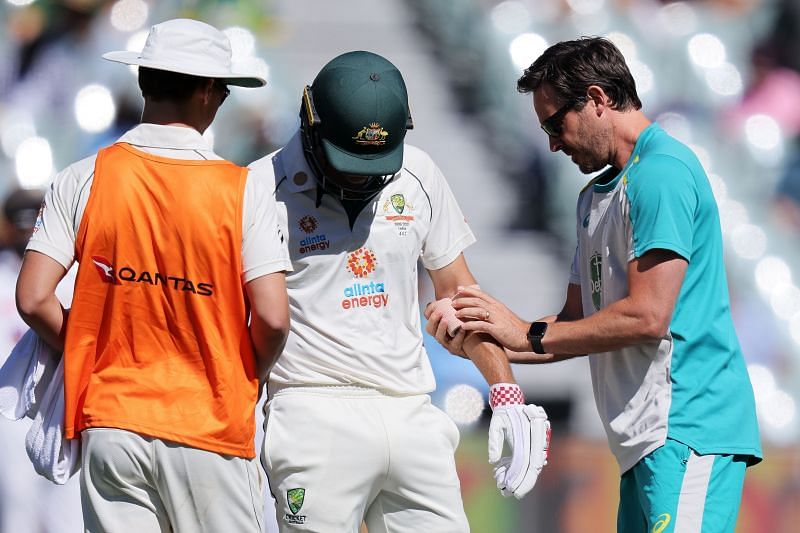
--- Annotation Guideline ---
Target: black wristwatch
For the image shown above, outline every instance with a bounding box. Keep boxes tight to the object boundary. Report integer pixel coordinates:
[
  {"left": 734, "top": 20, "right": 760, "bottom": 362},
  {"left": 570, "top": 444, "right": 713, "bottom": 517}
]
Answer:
[{"left": 527, "top": 321, "right": 548, "bottom": 354}]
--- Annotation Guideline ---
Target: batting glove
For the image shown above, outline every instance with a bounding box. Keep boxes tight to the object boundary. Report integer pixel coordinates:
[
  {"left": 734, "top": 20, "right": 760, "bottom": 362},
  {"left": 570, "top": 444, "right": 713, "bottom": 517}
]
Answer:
[{"left": 488, "top": 383, "right": 551, "bottom": 500}]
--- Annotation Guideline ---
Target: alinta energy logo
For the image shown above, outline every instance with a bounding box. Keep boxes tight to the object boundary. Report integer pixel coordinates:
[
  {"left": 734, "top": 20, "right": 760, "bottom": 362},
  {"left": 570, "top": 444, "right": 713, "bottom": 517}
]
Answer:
[
  {"left": 297, "top": 215, "right": 330, "bottom": 254},
  {"left": 90, "top": 255, "right": 214, "bottom": 296},
  {"left": 342, "top": 247, "right": 388, "bottom": 310}
]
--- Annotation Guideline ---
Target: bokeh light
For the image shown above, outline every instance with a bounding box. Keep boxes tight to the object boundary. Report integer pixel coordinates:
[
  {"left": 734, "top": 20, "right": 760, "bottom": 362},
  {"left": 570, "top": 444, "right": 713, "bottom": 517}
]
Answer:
[
  {"left": 604, "top": 32, "right": 637, "bottom": 61},
  {"left": 444, "top": 384, "right": 485, "bottom": 426},
  {"left": 730, "top": 224, "right": 767, "bottom": 260},
  {"left": 509, "top": 33, "right": 548, "bottom": 72},
  {"left": 15, "top": 136, "right": 52, "bottom": 189},
  {"left": 755, "top": 256, "right": 792, "bottom": 297},
  {"left": 705, "top": 62, "right": 743, "bottom": 97},
  {"left": 628, "top": 59, "right": 653, "bottom": 95},
  {"left": 656, "top": 112, "right": 692, "bottom": 143},
  {"left": 658, "top": 1, "right": 697, "bottom": 36},
  {"left": 770, "top": 284, "right": 800, "bottom": 320},
  {"left": 109, "top": 0, "right": 148, "bottom": 33},
  {"left": 6, "top": 0, "right": 36, "bottom": 6},
  {"left": 688, "top": 33, "right": 726, "bottom": 69},
  {"left": 1, "top": 110, "right": 36, "bottom": 158},
  {"left": 707, "top": 173, "right": 728, "bottom": 203},
  {"left": 566, "top": 0, "right": 605, "bottom": 16},
  {"left": 490, "top": 1, "right": 532, "bottom": 35},
  {"left": 745, "top": 114, "right": 782, "bottom": 151},
  {"left": 718, "top": 199, "right": 748, "bottom": 234},
  {"left": 74, "top": 84, "right": 116, "bottom": 133}
]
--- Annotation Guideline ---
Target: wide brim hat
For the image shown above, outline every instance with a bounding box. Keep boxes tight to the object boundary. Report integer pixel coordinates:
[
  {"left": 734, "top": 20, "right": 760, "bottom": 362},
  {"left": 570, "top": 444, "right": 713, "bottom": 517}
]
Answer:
[
  {"left": 103, "top": 18, "right": 266, "bottom": 87},
  {"left": 312, "top": 51, "right": 409, "bottom": 176}
]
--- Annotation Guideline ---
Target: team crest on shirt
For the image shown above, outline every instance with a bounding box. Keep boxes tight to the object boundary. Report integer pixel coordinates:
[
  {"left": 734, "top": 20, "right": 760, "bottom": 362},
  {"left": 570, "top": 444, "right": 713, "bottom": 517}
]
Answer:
[
  {"left": 341, "top": 247, "right": 389, "bottom": 310},
  {"left": 297, "top": 215, "right": 330, "bottom": 254},
  {"left": 284, "top": 488, "right": 306, "bottom": 524},
  {"left": 589, "top": 252, "right": 602, "bottom": 311},
  {"left": 382, "top": 193, "right": 414, "bottom": 236}
]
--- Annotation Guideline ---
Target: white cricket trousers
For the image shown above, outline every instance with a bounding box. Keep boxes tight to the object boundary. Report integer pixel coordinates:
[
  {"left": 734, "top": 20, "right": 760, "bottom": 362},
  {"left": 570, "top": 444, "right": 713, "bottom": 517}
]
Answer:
[
  {"left": 262, "top": 385, "right": 470, "bottom": 533},
  {"left": 80, "top": 428, "right": 264, "bottom": 533}
]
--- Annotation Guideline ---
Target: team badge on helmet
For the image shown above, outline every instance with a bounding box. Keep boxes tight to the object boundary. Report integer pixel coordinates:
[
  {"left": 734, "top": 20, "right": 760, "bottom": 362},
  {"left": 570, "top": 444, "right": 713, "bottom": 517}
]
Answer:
[{"left": 352, "top": 123, "right": 389, "bottom": 145}]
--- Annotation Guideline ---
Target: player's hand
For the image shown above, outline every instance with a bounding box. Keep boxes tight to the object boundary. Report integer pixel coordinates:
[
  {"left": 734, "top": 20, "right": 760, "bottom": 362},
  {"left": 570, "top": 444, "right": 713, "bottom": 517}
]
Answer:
[
  {"left": 424, "top": 298, "right": 467, "bottom": 358},
  {"left": 488, "top": 403, "right": 551, "bottom": 499},
  {"left": 453, "top": 286, "right": 531, "bottom": 352}
]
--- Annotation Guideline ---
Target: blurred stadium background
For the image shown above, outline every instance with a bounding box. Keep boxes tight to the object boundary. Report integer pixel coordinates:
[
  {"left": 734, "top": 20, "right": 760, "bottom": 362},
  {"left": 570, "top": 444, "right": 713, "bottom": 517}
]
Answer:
[{"left": 1, "top": 0, "right": 799, "bottom": 531}]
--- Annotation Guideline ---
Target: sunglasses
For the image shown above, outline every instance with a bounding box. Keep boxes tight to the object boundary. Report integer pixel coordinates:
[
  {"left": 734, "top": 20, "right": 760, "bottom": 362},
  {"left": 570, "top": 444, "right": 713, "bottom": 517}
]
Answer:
[{"left": 540, "top": 100, "right": 578, "bottom": 138}]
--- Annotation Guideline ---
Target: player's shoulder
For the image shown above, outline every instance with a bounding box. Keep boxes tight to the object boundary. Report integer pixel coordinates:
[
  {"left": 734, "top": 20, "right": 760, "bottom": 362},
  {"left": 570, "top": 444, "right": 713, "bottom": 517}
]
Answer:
[
  {"left": 247, "top": 147, "right": 285, "bottom": 190},
  {"left": 400, "top": 143, "right": 442, "bottom": 183},
  {"left": 51, "top": 153, "right": 98, "bottom": 196}
]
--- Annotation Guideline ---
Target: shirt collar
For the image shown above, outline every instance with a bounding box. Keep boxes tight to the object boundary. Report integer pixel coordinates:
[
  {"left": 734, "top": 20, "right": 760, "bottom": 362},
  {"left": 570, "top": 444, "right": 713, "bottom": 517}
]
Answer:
[
  {"left": 116, "top": 123, "right": 215, "bottom": 153},
  {"left": 277, "top": 130, "right": 318, "bottom": 194}
]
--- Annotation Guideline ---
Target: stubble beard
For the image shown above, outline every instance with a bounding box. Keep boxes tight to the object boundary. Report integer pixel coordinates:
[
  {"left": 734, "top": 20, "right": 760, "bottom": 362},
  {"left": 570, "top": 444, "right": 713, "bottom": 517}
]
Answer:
[{"left": 574, "top": 122, "right": 611, "bottom": 174}]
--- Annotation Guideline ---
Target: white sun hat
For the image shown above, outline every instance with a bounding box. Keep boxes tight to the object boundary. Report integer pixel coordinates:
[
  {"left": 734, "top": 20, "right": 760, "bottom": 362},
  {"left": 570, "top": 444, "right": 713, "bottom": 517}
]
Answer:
[{"left": 102, "top": 18, "right": 266, "bottom": 87}]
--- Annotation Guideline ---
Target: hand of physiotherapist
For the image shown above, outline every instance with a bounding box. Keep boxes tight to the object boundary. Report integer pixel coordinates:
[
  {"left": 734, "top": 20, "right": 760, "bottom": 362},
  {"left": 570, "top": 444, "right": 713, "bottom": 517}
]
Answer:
[
  {"left": 489, "top": 385, "right": 551, "bottom": 499},
  {"left": 452, "top": 286, "right": 532, "bottom": 352}
]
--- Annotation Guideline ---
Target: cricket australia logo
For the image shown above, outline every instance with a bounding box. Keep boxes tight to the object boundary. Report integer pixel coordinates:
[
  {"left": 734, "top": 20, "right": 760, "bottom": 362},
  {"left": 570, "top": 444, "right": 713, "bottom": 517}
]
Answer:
[
  {"left": 381, "top": 193, "right": 415, "bottom": 236},
  {"left": 346, "top": 247, "right": 377, "bottom": 278},
  {"left": 589, "top": 252, "right": 602, "bottom": 311},
  {"left": 353, "top": 122, "right": 388, "bottom": 145},
  {"left": 284, "top": 488, "right": 306, "bottom": 525},
  {"left": 391, "top": 194, "right": 405, "bottom": 214}
]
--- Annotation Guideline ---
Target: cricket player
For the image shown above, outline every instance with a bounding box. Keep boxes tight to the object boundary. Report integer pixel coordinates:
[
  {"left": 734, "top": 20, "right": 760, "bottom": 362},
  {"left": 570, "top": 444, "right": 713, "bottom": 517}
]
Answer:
[
  {"left": 250, "top": 51, "right": 550, "bottom": 532},
  {"left": 15, "top": 19, "right": 290, "bottom": 532},
  {"left": 429, "top": 37, "right": 763, "bottom": 532}
]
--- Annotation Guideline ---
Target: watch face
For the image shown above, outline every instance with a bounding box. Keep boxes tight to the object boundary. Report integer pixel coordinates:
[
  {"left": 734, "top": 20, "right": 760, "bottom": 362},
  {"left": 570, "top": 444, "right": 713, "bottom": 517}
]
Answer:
[{"left": 528, "top": 321, "right": 548, "bottom": 338}]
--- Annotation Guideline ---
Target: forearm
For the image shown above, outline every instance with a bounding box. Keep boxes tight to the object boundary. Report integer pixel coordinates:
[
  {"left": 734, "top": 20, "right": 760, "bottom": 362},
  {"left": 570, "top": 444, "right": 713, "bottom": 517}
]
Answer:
[
  {"left": 542, "top": 298, "right": 664, "bottom": 355},
  {"left": 463, "top": 332, "right": 516, "bottom": 384},
  {"left": 249, "top": 323, "right": 288, "bottom": 383},
  {"left": 506, "top": 314, "right": 584, "bottom": 364},
  {"left": 17, "top": 296, "right": 68, "bottom": 351}
]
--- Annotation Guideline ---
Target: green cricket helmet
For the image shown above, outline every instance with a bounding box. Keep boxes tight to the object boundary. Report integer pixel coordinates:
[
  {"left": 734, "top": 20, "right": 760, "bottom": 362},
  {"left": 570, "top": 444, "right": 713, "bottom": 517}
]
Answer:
[{"left": 300, "top": 50, "right": 413, "bottom": 201}]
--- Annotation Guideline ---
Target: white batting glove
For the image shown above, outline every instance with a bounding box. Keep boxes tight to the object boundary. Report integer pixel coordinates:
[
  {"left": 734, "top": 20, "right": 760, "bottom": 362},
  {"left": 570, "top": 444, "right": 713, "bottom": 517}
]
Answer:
[{"left": 488, "top": 384, "right": 551, "bottom": 500}]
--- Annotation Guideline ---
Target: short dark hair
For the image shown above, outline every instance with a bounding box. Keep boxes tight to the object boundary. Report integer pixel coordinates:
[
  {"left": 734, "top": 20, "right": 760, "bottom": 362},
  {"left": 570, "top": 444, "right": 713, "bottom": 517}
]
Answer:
[
  {"left": 517, "top": 37, "right": 642, "bottom": 111},
  {"left": 137, "top": 67, "right": 210, "bottom": 102}
]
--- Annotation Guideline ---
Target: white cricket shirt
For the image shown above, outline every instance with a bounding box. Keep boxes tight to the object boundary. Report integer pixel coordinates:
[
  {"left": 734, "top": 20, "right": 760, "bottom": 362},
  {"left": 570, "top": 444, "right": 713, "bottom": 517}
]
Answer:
[
  {"left": 250, "top": 132, "right": 476, "bottom": 394},
  {"left": 27, "top": 123, "right": 291, "bottom": 281}
]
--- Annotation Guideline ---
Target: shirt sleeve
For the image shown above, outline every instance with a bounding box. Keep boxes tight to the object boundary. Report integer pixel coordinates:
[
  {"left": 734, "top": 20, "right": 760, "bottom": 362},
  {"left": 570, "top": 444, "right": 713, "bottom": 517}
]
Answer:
[
  {"left": 26, "top": 156, "right": 95, "bottom": 269},
  {"left": 625, "top": 155, "right": 697, "bottom": 262},
  {"left": 419, "top": 158, "right": 476, "bottom": 270},
  {"left": 241, "top": 168, "right": 292, "bottom": 282}
]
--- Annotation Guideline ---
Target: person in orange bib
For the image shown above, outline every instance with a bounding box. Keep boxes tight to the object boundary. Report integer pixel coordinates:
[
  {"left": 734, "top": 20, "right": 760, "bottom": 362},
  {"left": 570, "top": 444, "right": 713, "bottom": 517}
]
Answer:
[{"left": 15, "top": 19, "right": 291, "bottom": 533}]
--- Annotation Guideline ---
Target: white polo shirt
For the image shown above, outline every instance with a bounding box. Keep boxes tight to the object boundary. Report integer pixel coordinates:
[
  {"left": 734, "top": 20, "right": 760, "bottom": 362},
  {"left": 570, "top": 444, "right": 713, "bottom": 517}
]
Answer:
[
  {"left": 27, "top": 123, "right": 291, "bottom": 281},
  {"left": 249, "top": 132, "right": 476, "bottom": 395}
]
